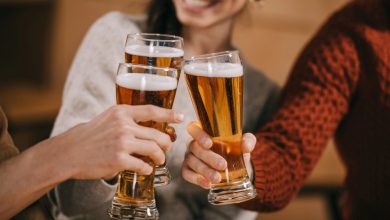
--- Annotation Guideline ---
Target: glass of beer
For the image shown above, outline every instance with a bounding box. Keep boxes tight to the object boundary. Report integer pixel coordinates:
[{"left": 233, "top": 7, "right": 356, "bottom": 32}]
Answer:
[
  {"left": 108, "top": 63, "right": 178, "bottom": 219},
  {"left": 183, "top": 51, "right": 257, "bottom": 205},
  {"left": 125, "top": 33, "right": 184, "bottom": 187}
]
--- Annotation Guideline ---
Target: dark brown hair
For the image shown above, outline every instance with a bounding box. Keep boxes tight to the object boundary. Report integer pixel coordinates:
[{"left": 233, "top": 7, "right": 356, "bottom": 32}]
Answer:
[{"left": 146, "top": 0, "right": 183, "bottom": 36}]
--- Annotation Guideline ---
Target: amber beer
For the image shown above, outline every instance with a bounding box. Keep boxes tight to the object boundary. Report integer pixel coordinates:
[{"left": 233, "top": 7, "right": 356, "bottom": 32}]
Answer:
[
  {"left": 125, "top": 44, "right": 183, "bottom": 71},
  {"left": 184, "top": 52, "right": 256, "bottom": 205},
  {"left": 125, "top": 33, "right": 184, "bottom": 187},
  {"left": 109, "top": 64, "right": 178, "bottom": 219},
  {"left": 184, "top": 63, "right": 247, "bottom": 183},
  {"left": 115, "top": 73, "right": 177, "bottom": 200}
]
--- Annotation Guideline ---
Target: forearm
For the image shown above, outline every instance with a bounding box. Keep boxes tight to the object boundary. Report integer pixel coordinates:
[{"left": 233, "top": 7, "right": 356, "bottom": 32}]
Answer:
[{"left": 0, "top": 138, "right": 71, "bottom": 219}]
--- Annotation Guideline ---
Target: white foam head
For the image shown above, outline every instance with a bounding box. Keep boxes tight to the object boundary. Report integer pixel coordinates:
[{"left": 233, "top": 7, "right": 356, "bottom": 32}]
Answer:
[
  {"left": 125, "top": 45, "right": 184, "bottom": 58},
  {"left": 184, "top": 63, "right": 243, "bottom": 78},
  {"left": 117, "top": 73, "right": 177, "bottom": 91}
]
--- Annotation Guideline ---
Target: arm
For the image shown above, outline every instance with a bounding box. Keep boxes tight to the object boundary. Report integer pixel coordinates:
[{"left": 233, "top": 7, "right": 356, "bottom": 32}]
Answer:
[
  {"left": 0, "top": 137, "right": 72, "bottom": 219},
  {"left": 48, "top": 12, "right": 141, "bottom": 217},
  {"left": 243, "top": 30, "right": 360, "bottom": 211},
  {"left": 0, "top": 105, "right": 183, "bottom": 219},
  {"left": 181, "top": 28, "right": 360, "bottom": 211}
]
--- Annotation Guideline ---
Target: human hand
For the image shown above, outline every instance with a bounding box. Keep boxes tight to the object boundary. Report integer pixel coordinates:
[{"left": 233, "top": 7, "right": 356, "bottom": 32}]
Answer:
[
  {"left": 52, "top": 105, "right": 184, "bottom": 180},
  {"left": 181, "top": 121, "right": 256, "bottom": 189}
]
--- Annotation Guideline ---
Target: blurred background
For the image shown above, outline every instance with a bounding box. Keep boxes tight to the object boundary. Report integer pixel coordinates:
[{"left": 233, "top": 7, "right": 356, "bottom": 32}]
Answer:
[{"left": 0, "top": 0, "right": 347, "bottom": 219}]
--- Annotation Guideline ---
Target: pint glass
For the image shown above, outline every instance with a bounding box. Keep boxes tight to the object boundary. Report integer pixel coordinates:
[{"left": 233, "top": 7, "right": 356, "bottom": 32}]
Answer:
[
  {"left": 125, "top": 33, "right": 184, "bottom": 186},
  {"left": 108, "top": 63, "right": 178, "bottom": 219},
  {"left": 184, "top": 51, "right": 257, "bottom": 205}
]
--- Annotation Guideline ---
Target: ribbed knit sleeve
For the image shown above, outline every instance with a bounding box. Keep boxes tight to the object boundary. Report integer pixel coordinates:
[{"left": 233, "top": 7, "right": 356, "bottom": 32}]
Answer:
[{"left": 243, "top": 22, "right": 361, "bottom": 211}]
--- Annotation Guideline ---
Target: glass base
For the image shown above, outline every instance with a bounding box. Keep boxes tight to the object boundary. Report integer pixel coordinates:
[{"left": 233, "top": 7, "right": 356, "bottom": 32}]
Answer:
[
  {"left": 108, "top": 200, "right": 159, "bottom": 219},
  {"left": 154, "top": 166, "right": 172, "bottom": 187},
  {"left": 208, "top": 179, "right": 257, "bottom": 205}
]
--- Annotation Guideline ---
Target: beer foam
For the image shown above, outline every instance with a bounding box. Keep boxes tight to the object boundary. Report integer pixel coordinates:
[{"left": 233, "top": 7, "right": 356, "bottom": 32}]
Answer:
[
  {"left": 184, "top": 63, "right": 243, "bottom": 78},
  {"left": 125, "top": 45, "right": 184, "bottom": 58},
  {"left": 116, "top": 73, "right": 177, "bottom": 91}
]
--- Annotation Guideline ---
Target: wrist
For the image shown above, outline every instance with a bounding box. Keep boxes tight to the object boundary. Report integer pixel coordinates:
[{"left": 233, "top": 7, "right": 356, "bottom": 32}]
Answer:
[{"left": 31, "top": 136, "right": 74, "bottom": 184}]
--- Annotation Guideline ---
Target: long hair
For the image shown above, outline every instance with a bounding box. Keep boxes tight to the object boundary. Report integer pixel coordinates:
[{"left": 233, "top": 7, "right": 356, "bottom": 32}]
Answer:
[{"left": 146, "top": 0, "right": 182, "bottom": 36}]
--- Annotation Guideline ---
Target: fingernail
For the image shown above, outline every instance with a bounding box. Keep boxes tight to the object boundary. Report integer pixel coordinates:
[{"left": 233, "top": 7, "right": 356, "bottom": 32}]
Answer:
[
  {"left": 202, "top": 138, "right": 212, "bottom": 147},
  {"left": 175, "top": 112, "right": 184, "bottom": 122},
  {"left": 245, "top": 138, "right": 255, "bottom": 149},
  {"left": 210, "top": 172, "right": 220, "bottom": 182},
  {"left": 217, "top": 160, "right": 226, "bottom": 170}
]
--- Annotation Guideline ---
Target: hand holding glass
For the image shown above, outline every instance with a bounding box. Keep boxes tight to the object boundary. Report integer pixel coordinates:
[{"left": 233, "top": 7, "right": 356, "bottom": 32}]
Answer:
[
  {"left": 183, "top": 51, "right": 257, "bottom": 205},
  {"left": 108, "top": 63, "right": 179, "bottom": 219}
]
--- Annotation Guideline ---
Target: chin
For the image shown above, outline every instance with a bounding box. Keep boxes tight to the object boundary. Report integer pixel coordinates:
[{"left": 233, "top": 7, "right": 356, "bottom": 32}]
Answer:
[
  {"left": 176, "top": 12, "right": 217, "bottom": 29},
  {"left": 180, "top": 18, "right": 215, "bottom": 29}
]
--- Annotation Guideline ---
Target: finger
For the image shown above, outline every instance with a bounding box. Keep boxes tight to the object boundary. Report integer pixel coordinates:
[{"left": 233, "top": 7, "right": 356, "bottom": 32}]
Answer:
[
  {"left": 131, "top": 125, "right": 172, "bottom": 152},
  {"left": 242, "top": 133, "right": 256, "bottom": 154},
  {"left": 186, "top": 152, "right": 221, "bottom": 183},
  {"left": 126, "top": 139, "right": 166, "bottom": 165},
  {"left": 189, "top": 141, "right": 227, "bottom": 170},
  {"left": 182, "top": 163, "right": 211, "bottom": 189},
  {"left": 187, "top": 121, "right": 212, "bottom": 148},
  {"left": 121, "top": 155, "right": 154, "bottom": 175},
  {"left": 128, "top": 105, "right": 184, "bottom": 123}
]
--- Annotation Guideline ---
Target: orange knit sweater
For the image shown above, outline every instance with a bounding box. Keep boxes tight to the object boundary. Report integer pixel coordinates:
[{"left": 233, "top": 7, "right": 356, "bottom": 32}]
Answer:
[{"left": 246, "top": 1, "right": 390, "bottom": 219}]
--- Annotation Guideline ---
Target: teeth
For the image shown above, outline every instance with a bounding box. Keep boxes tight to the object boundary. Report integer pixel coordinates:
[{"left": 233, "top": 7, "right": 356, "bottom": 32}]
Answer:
[{"left": 185, "top": 0, "right": 211, "bottom": 7}]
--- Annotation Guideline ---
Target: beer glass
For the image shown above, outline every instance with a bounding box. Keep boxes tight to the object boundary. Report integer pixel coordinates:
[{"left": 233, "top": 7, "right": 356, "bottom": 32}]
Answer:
[
  {"left": 183, "top": 51, "right": 257, "bottom": 205},
  {"left": 108, "top": 63, "right": 178, "bottom": 219},
  {"left": 125, "top": 33, "right": 184, "bottom": 187}
]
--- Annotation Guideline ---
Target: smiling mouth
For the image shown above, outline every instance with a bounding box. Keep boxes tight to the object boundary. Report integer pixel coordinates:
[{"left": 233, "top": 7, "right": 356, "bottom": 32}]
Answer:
[{"left": 183, "top": 0, "right": 220, "bottom": 8}]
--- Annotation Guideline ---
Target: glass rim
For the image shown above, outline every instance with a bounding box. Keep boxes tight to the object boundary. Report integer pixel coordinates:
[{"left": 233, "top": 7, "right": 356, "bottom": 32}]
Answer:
[
  {"left": 185, "top": 50, "right": 240, "bottom": 62},
  {"left": 117, "top": 63, "right": 178, "bottom": 74},
  {"left": 127, "top": 33, "right": 184, "bottom": 43}
]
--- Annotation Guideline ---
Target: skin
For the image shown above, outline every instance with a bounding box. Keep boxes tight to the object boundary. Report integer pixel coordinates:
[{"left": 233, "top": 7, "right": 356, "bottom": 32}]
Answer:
[
  {"left": 172, "top": 0, "right": 247, "bottom": 55},
  {"left": 0, "top": 105, "right": 184, "bottom": 219},
  {"left": 171, "top": 0, "right": 257, "bottom": 188},
  {"left": 182, "top": 122, "right": 256, "bottom": 189}
]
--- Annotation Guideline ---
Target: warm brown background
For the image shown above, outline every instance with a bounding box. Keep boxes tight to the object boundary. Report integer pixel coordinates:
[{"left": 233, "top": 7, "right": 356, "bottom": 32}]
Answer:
[{"left": 0, "top": 0, "right": 348, "bottom": 219}]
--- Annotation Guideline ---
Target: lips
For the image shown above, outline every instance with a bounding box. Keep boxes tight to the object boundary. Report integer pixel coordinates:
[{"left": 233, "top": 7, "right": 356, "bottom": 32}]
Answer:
[{"left": 183, "top": 0, "right": 220, "bottom": 8}]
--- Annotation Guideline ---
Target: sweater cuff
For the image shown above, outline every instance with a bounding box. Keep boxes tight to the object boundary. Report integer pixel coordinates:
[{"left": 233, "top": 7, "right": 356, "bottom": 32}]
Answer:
[{"left": 100, "top": 178, "right": 118, "bottom": 189}]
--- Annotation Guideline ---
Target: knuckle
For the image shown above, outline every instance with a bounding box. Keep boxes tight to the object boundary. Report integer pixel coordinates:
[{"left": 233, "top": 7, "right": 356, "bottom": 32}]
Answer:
[
  {"left": 116, "top": 136, "right": 128, "bottom": 148},
  {"left": 115, "top": 153, "right": 129, "bottom": 168},
  {"left": 153, "top": 149, "right": 165, "bottom": 163},
  {"left": 116, "top": 125, "right": 127, "bottom": 136},
  {"left": 195, "top": 161, "right": 206, "bottom": 174},
  {"left": 188, "top": 142, "right": 196, "bottom": 153},
  {"left": 157, "top": 132, "right": 171, "bottom": 149},
  {"left": 133, "top": 163, "right": 144, "bottom": 173},
  {"left": 146, "top": 105, "right": 157, "bottom": 114},
  {"left": 137, "top": 162, "right": 150, "bottom": 174},
  {"left": 165, "top": 143, "right": 172, "bottom": 153},
  {"left": 181, "top": 168, "right": 189, "bottom": 180},
  {"left": 116, "top": 117, "right": 128, "bottom": 127},
  {"left": 181, "top": 166, "right": 186, "bottom": 177},
  {"left": 187, "top": 154, "right": 198, "bottom": 169},
  {"left": 169, "top": 110, "right": 175, "bottom": 121},
  {"left": 109, "top": 106, "right": 122, "bottom": 118},
  {"left": 184, "top": 151, "right": 191, "bottom": 160}
]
